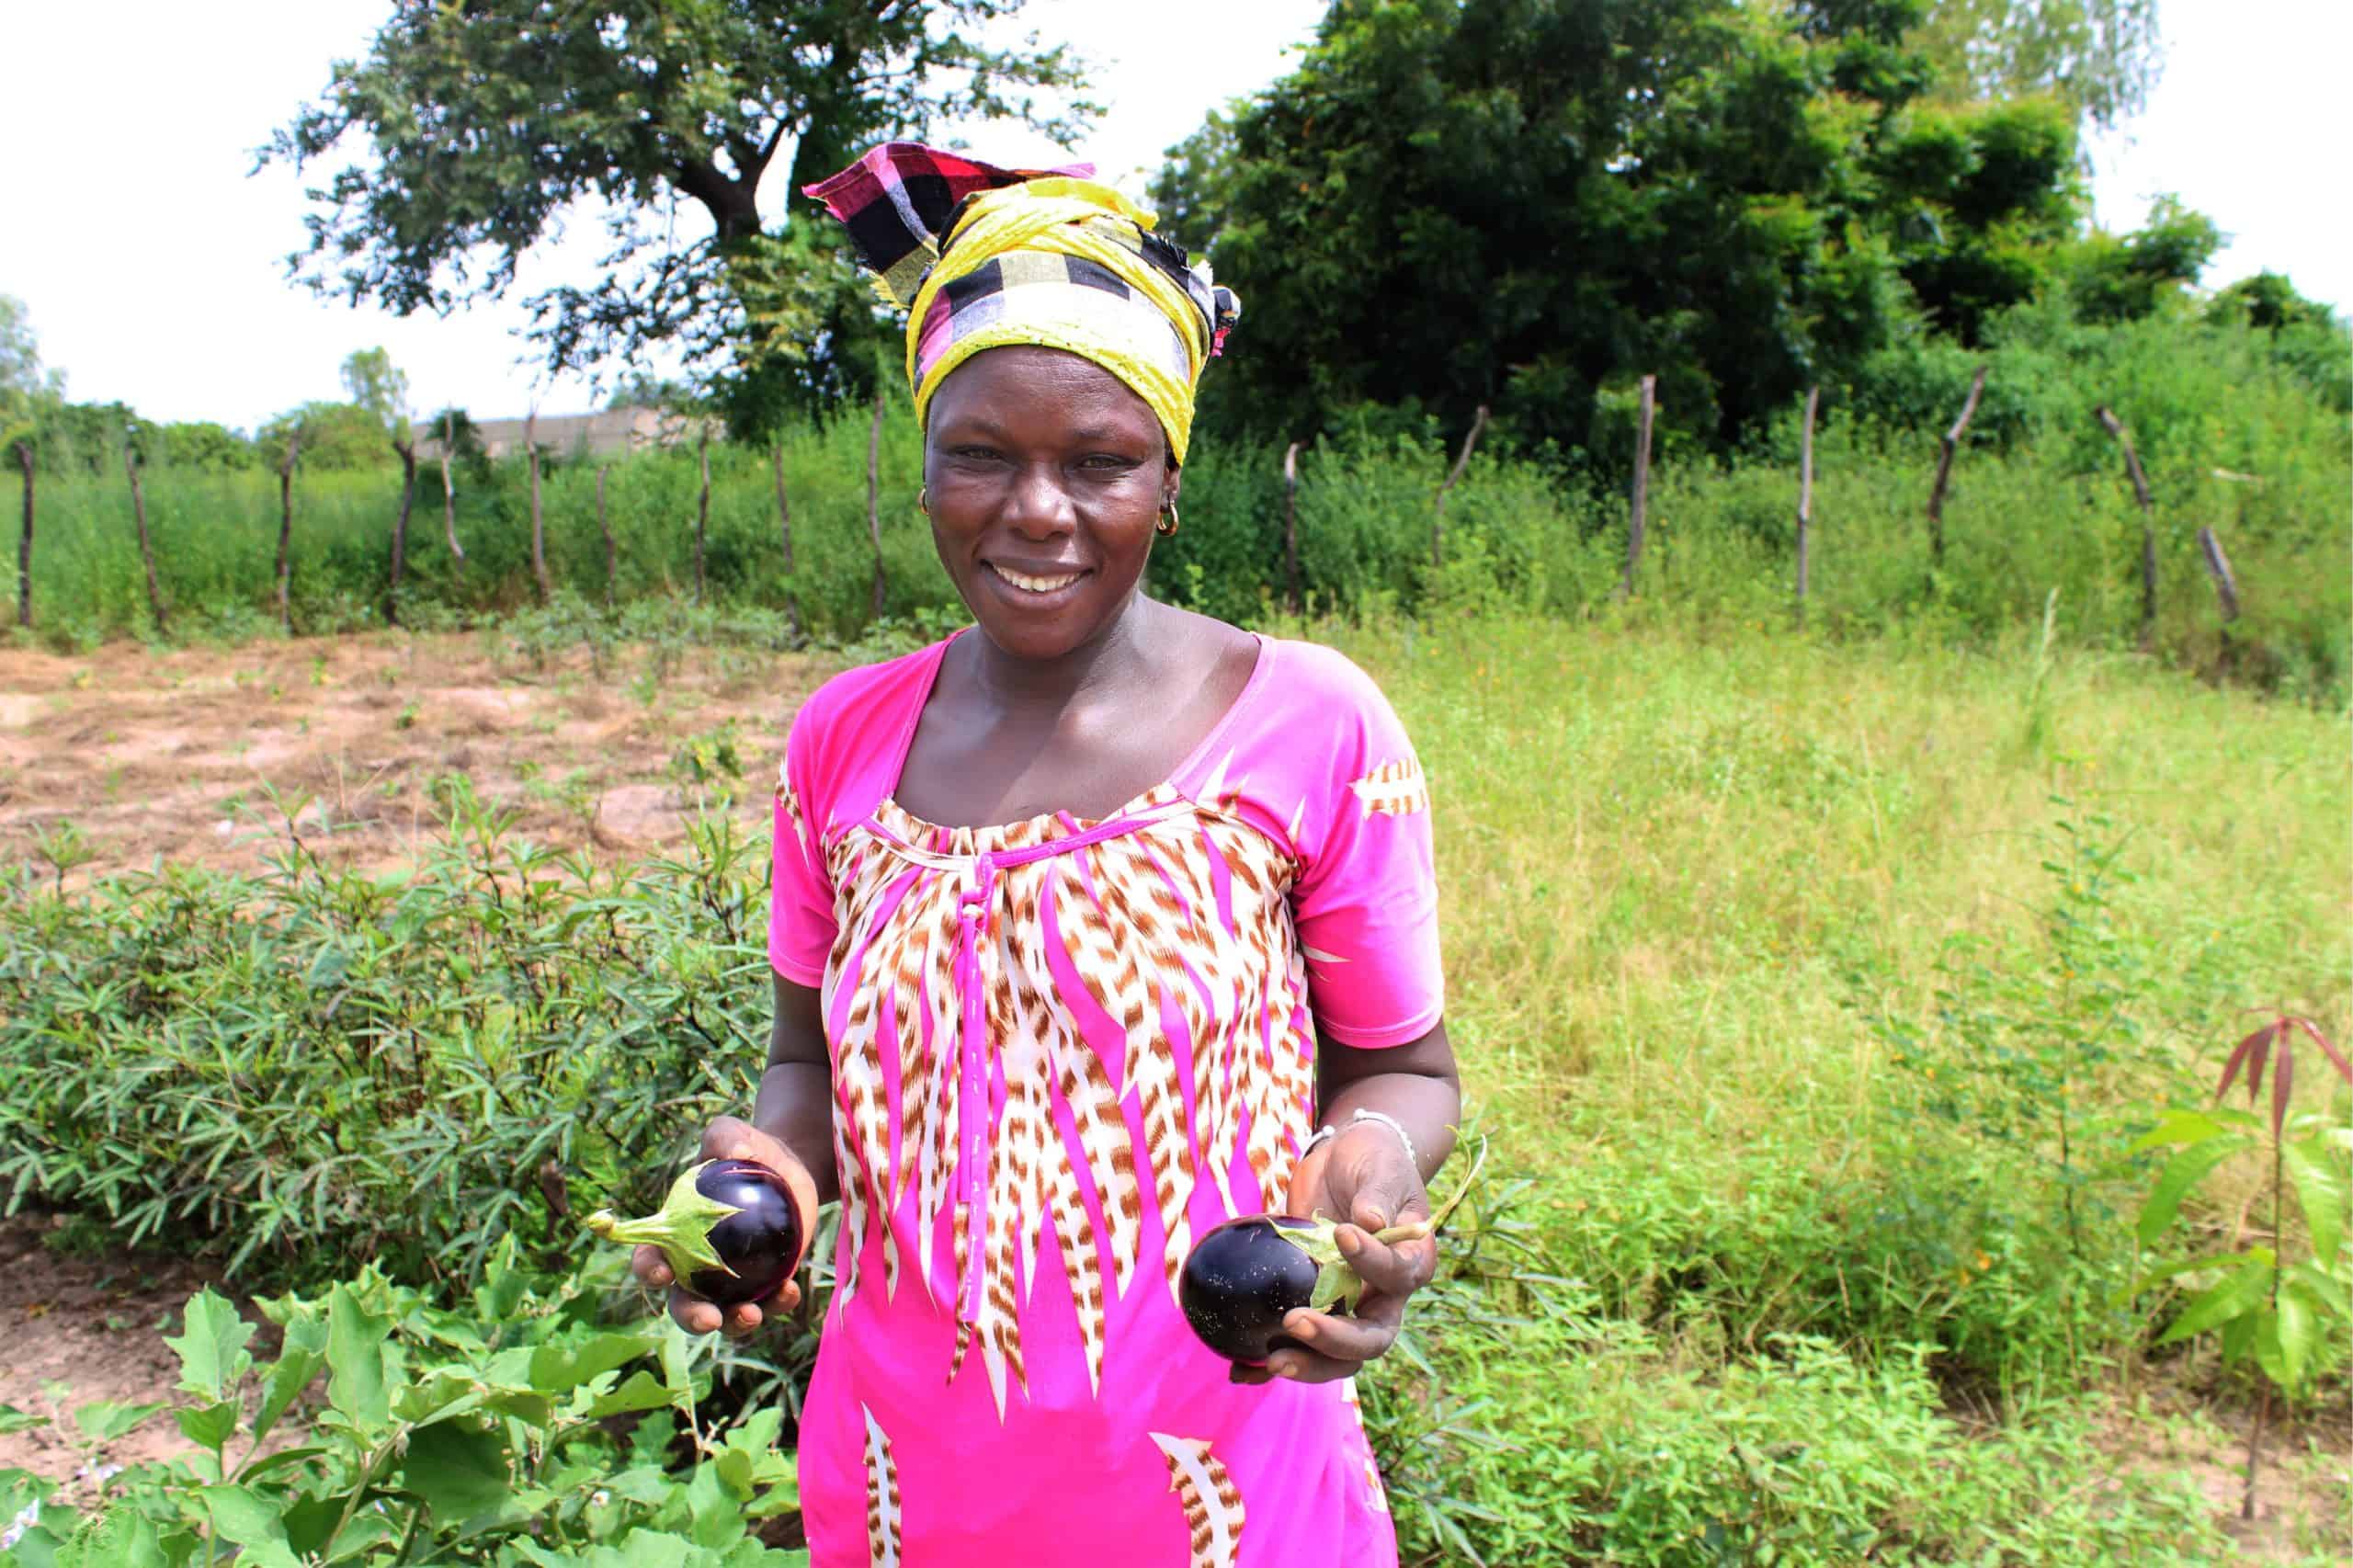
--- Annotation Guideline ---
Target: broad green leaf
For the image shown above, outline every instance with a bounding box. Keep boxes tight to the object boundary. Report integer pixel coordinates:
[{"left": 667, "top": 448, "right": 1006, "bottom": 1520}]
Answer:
[
  {"left": 0, "top": 1404, "right": 46, "bottom": 1435},
  {"left": 324, "top": 1286, "right": 394, "bottom": 1433},
  {"left": 200, "top": 1483, "right": 300, "bottom": 1568},
  {"left": 2251, "top": 1307, "right": 2286, "bottom": 1388},
  {"left": 164, "top": 1290, "right": 256, "bottom": 1403},
  {"left": 2287, "top": 1260, "right": 2352, "bottom": 1319},
  {"left": 234, "top": 1444, "right": 330, "bottom": 1486},
  {"left": 72, "top": 1400, "right": 166, "bottom": 1444},
  {"left": 2131, "top": 1108, "right": 2224, "bottom": 1152},
  {"left": 2281, "top": 1138, "right": 2348, "bottom": 1266},
  {"left": 2137, "top": 1134, "right": 2252, "bottom": 1245},
  {"left": 391, "top": 1369, "right": 486, "bottom": 1426},
  {"left": 582, "top": 1369, "right": 674, "bottom": 1419},
  {"left": 253, "top": 1310, "right": 329, "bottom": 1447},
  {"left": 317, "top": 1509, "right": 404, "bottom": 1563},
  {"left": 2220, "top": 1303, "right": 2259, "bottom": 1364},
  {"left": 528, "top": 1330, "right": 660, "bottom": 1397},
  {"left": 2154, "top": 1254, "right": 2272, "bottom": 1346},
  {"left": 2277, "top": 1281, "right": 2320, "bottom": 1392},
  {"left": 175, "top": 1400, "right": 239, "bottom": 1455},
  {"left": 62, "top": 1506, "right": 169, "bottom": 1568},
  {"left": 398, "top": 1420, "right": 512, "bottom": 1524},
  {"left": 682, "top": 1461, "right": 744, "bottom": 1551}
]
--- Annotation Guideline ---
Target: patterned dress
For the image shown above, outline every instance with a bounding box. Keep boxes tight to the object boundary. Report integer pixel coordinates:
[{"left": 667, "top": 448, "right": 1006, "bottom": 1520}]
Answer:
[{"left": 768, "top": 631, "right": 1443, "bottom": 1567}]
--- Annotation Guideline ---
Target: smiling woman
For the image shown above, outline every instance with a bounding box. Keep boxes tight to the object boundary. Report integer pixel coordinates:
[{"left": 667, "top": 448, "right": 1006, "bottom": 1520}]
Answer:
[{"left": 627, "top": 143, "right": 1461, "bottom": 1568}]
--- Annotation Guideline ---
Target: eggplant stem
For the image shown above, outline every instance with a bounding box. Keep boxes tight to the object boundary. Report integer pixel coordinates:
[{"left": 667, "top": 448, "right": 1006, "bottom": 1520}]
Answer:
[
  {"left": 1373, "top": 1135, "right": 1490, "bottom": 1245},
  {"left": 585, "top": 1160, "right": 744, "bottom": 1282}
]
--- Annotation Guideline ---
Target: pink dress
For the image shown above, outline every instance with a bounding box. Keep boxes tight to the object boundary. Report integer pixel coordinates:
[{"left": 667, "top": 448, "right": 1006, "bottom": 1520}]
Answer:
[{"left": 768, "top": 631, "right": 1443, "bottom": 1567}]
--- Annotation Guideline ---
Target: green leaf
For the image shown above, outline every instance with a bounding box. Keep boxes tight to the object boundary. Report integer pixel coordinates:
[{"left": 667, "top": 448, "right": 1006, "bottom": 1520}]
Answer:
[
  {"left": 2251, "top": 1307, "right": 2287, "bottom": 1388},
  {"left": 63, "top": 1506, "right": 170, "bottom": 1568},
  {"left": 2154, "top": 1253, "right": 2273, "bottom": 1346},
  {"left": 200, "top": 1483, "right": 301, "bottom": 1567},
  {"left": 324, "top": 1286, "right": 394, "bottom": 1432},
  {"left": 164, "top": 1290, "right": 256, "bottom": 1403},
  {"left": 397, "top": 1420, "right": 512, "bottom": 1524},
  {"left": 252, "top": 1310, "right": 329, "bottom": 1447},
  {"left": 0, "top": 1404, "right": 47, "bottom": 1435},
  {"left": 582, "top": 1369, "right": 675, "bottom": 1419},
  {"left": 2137, "top": 1134, "right": 2252, "bottom": 1245},
  {"left": 526, "top": 1329, "right": 660, "bottom": 1396},
  {"left": 2277, "top": 1281, "right": 2320, "bottom": 1392},
  {"left": 2131, "top": 1108, "right": 2224, "bottom": 1152},
  {"left": 2281, "top": 1138, "right": 2348, "bottom": 1266},
  {"left": 175, "top": 1400, "right": 239, "bottom": 1454},
  {"left": 72, "top": 1400, "right": 167, "bottom": 1444},
  {"left": 2287, "top": 1260, "right": 2352, "bottom": 1319}
]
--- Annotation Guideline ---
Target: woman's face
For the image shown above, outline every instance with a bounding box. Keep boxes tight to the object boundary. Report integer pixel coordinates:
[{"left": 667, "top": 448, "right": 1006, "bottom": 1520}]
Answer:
[{"left": 923, "top": 346, "right": 1177, "bottom": 664}]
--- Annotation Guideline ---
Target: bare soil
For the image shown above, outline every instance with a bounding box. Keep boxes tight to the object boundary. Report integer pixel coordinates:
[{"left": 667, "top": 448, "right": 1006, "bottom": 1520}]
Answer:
[{"left": 0, "top": 631, "right": 825, "bottom": 881}]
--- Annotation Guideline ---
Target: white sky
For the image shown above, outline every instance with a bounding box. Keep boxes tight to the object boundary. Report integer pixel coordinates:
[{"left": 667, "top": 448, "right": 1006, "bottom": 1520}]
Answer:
[{"left": 1, "top": 0, "right": 2342, "bottom": 432}]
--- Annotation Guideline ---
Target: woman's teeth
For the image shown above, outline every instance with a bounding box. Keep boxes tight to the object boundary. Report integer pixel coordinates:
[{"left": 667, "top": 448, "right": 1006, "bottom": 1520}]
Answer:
[{"left": 991, "top": 564, "right": 1083, "bottom": 594}]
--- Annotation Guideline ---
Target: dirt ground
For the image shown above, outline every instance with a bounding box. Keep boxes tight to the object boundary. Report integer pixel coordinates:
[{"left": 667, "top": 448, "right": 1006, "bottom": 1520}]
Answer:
[{"left": 0, "top": 631, "right": 826, "bottom": 881}]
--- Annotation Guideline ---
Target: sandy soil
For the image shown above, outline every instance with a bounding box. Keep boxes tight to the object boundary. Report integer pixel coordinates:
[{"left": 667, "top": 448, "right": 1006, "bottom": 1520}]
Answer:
[{"left": 0, "top": 631, "right": 825, "bottom": 881}]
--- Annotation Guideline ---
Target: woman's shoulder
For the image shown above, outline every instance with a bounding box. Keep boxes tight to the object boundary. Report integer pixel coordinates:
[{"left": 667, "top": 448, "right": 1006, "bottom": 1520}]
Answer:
[
  {"left": 782, "top": 632, "right": 957, "bottom": 792},
  {"left": 1195, "top": 633, "right": 1413, "bottom": 793}
]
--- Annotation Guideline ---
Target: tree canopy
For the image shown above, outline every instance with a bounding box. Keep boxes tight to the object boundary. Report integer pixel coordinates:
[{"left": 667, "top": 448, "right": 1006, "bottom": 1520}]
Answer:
[
  {"left": 1907, "top": 0, "right": 2163, "bottom": 131},
  {"left": 263, "top": 0, "right": 1093, "bottom": 420},
  {"left": 340, "top": 346, "right": 412, "bottom": 441}
]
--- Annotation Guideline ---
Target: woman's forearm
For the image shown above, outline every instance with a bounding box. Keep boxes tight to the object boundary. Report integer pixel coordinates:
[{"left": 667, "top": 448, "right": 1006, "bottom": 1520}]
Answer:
[
  {"left": 1314, "top": 1024, "right": 1461, "bottom": 1184},
  {"left": 753, "top": 1060, "right": 840, "bottom": 1206}
]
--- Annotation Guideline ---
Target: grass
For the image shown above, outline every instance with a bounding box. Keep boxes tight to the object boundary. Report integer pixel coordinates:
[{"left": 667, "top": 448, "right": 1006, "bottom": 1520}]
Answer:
[{"left": 4, "top": 605, "right": 2347, "bottom": 1561}]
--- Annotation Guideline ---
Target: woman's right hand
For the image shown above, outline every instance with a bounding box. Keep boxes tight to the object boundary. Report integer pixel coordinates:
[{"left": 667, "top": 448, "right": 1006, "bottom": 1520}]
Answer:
[{"left": 630, "top": 1115, "right": 820, "bottom": 1339}]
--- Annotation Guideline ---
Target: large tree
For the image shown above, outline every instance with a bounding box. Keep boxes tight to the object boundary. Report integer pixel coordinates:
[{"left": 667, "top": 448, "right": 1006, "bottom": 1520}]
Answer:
[
  {"left": 1154, "top": 0, "right": 2080, "bottom": 457},
  {"left": 1907, "top": 0, "right": 2163, "bottom": 131},
  {"left": 263, "top": 2, "right": 1092, "bottom": 420}
]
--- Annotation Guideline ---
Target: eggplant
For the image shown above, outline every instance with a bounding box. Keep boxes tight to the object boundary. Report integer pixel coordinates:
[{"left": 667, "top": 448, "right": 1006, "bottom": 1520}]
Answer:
[
  {"left": 586, "top": 1158, "right": 803, "bottom": 1308},
  {"left": 1178, "top": 1137, "right": 1488, "bottom": 1365}
]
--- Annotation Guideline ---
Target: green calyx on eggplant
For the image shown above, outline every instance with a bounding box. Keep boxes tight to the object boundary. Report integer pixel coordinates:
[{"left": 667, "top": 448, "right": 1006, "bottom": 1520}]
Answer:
[
  {"left": 1179, "top": 1137, "right": 1488, "bottom": 1364},
  {"left": 586, "top": 1158, "right": 802, "bottom": 1308}
]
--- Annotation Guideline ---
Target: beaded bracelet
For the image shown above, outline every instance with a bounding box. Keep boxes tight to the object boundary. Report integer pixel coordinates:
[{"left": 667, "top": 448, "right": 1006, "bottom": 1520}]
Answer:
[{"left": 1299, "top": 1109, "right": 1418, "bottom": 1171}]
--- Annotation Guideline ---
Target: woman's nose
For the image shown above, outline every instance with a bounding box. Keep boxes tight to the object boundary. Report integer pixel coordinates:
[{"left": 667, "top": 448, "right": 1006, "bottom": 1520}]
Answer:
[{"left": 1004, "top": 462, "right": 1074, "bottom": 537}]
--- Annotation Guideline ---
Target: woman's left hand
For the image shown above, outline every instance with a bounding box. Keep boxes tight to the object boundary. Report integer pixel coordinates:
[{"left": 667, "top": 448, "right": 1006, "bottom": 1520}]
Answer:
[{"left": 1237, "top": 1121, "right": 1438, "bottom": 1385}]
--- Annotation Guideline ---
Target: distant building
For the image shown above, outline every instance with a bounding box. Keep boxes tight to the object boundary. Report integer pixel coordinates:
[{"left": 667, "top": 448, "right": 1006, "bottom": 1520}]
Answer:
[{"left": 415, "top": 407, "right": 718, "bottom": 460}]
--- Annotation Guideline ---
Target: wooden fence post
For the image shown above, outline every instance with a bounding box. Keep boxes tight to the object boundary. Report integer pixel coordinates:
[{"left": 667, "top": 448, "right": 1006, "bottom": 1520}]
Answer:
[
  {"left": 1794, "top": 385, "right": 1818, "bottom": 617},
  {"left": 1283, "top": 440, "right": 1302, "bottom": 614},
  {"left": 388, "top": 436, "right": 416, "bottom": 627},
  {"left": 2095, "top": 404, "right": 2159, "bottom": 651},
  {"left": 597, "top": 464, "right": 616, "bottom": 612},
  {"left": 1430, "top": 404, "right": 1489, "bottom": 568},
  {"left": 1618, "top": 375, "right": 1657, "bottom": 599},
  {"left": 528, "top": 411, "right": 552, "bottom": 605},
  {"left": 11, "top": 438, "right": 30, "bottom": 630},
  {"left": 772, "top": 438, "right": 801, "bottom": 635},
  {"left": 440, "top": 411, "right": 465, "bottom": 565},
  {"left": 2197, "top": 527, "right": 2241, "bottom": 622},
  {"left": 694, "top": 424, "right": 711, "bottom": 608},
  {"left": 865, "top": 387, "right": 888, "bottom": 619},
  {"left": 1925, "top": 365, "right": 1987, "bottom": 568},
  {"left": 275, "top": 433, "right": 301, "bottom": 633},
  {"left": 123, "top": 443, "right": 168, "bottom": 636}
]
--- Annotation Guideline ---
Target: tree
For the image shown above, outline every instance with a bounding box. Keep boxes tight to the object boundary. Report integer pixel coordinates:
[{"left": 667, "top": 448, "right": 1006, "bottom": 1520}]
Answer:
[
  {"left": 262, "top": 1, "right": 1094, "bottom": 411},
  {"left": 341, "top": 346, "right": 412, "bottom": 441},
  {"left": 0, "top": 295, "right": 64, "bottom": 406},
  {"left": 1906, "top": 0, "right": 2163, "bottom": 132},
  {"left": 257, "top": 403, "right": 399, "bottom": 471}
]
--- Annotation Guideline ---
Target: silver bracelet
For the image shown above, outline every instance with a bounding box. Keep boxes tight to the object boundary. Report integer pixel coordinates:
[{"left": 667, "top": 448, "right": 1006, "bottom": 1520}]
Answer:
[
  {"left": 1347, "top": 1108, "right": 1418, "bottom": 1171},
  {"left": 1301, "top": 1124, "right": 1339, "bottom": 1157}
]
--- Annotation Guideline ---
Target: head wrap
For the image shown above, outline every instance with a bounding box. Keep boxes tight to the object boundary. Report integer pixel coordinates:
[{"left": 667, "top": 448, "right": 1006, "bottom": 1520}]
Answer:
[{"left": 803, "top": 142, "right": 1240, "bottom": 464}]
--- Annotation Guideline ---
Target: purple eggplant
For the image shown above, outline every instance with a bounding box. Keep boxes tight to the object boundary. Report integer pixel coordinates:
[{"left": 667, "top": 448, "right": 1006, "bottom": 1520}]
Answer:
[
  {"left": 1178, "top": 1137, "right": 1489, "bottom": 1366},
  {"left": 586, "top": 1158, "right": 803, "bottom": 1307}
]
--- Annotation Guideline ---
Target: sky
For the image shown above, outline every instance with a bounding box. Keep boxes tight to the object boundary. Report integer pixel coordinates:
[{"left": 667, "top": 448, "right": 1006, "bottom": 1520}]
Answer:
[{"left": 2, "top": 0, "right": 2343, "bottom": 432}]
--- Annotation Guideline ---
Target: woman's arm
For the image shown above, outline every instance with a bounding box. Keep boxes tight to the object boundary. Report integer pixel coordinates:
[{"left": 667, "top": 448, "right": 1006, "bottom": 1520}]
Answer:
[
  {"left": 753, "top": 972, "right": 839, "bottom": 1207},
  {"left": 1313, "top": 1023, "right": 1461, "bottom": 1183}
]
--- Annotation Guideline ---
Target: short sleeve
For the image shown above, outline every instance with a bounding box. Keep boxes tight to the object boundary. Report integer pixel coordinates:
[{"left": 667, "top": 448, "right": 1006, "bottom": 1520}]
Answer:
[
  {"left": 768, "top": 716, "right": 836, "bottom": 986},
  {"left": 1290, "top": 665, "right": 1443, "bottom": 1048}
]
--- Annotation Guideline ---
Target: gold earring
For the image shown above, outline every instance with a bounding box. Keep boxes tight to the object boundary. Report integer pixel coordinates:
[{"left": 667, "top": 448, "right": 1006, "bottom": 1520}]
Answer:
[
  {"left": 1156, "top": 499, "right": 1180, "bottom": 538},
  {"left": 917, "top": 484, "right": 929, "bottom": 516}
]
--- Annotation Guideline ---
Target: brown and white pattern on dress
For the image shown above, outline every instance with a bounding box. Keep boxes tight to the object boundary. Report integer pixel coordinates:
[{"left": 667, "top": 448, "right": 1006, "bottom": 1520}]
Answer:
[
  {"left": 1348, "top": 755, "right": 1429, "bottom": 819},
  {"left": 813, "top": 778, "right": 1316, "bottom": 1415},
  {"left": 1149, "top": 1432, "right": 1246, "bottom": 1568},
  {"left": 860, "top": 1403, "right": 903, "bottom": 1567}
]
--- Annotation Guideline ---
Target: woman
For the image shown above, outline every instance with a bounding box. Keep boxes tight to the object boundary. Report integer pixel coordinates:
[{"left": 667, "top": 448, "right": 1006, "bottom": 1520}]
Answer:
[{"left": 632, "top": 143, "right": 1461, "bottom": 1567}]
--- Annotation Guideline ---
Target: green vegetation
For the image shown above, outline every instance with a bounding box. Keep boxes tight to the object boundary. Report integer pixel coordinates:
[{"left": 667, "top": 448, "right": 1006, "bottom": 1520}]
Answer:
[{"left": 6, "top": 613, "right": 2346, "bottom": 1561}]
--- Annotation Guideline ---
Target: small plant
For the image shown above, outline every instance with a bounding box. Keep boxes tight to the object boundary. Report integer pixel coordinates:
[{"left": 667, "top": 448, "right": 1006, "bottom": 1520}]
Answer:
[
  {"left": 2128, "top": 1011, "right": 2351, "bottom": 1518},
  {"left": 669, "top": 719, "right": 745, "bottom": 801},
  {"left": 29, "top": 819, "right": 97, "bottom": 895},
  {"left": 394, "top": 698, "right": 420, "bottom": 730}
]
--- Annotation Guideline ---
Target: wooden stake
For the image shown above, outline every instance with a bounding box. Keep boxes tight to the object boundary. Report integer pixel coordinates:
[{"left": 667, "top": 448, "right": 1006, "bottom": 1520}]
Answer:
[
  {"left": 1795, "top": 386, "right": 1818, "bottom": 615},
  {"left": 388, "top": 437, "right": 415, "bottom": 627},
  {"left": 597, "top": 463, "right": 616, "bottom": 612},
  {"left": 2197, "top": 526, "right": 2241, "bottom": 622},
  {"left": 123, "top": 443, "right": 168, "bottom": 635},
  {"left": 1283, "top": 440, "right": 1302, "bottom": 614},
  {"left": 11, "top": 438, "right": 29, "bottom": 630},
  {"left": 694, "top": 425, "right": 711, "bottom": 607},
  {"left": 528, "top": 411, "right": 551, "bottom": 605},
  {"left": 2095, "top": 404, "right": 2159, "bottom": 651},
  {"left": 1431, "top": 404, "right": 1489, "bottom": 568},
  {"left": 773, "top": 438, "right": 800, "bottom": 635},
  {"left": 1926, "top": 365, "right": 1988, "bottom": 568},
  {"left": 275, "top": 432, "right": 301, "bottom": 633},
  {"left": 1618, "top": 376, "right": 1656, "bottom": 599},
  {"left": 439, "top": 411, "right": 465, "bottom": 565},
  {"left": 866, "top": 387, "right": 888, "bottom": 619}
]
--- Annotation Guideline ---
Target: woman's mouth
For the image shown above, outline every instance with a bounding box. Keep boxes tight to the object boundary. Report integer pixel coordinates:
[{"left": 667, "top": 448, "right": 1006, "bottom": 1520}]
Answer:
[{"left": 985, "top": 562, "right": 1089, "bottom": 598}]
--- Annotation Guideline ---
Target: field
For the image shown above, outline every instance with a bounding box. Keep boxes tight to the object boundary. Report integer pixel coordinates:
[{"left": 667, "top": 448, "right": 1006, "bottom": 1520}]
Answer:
[{"left": 2, "top": 602, "right": 2346, "bottom": 1563}]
